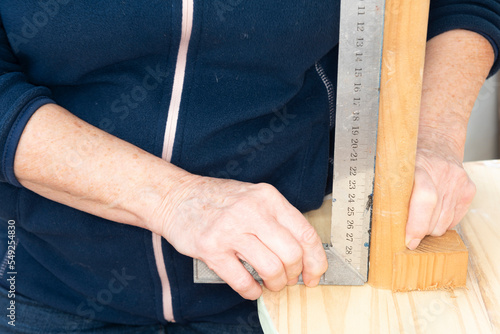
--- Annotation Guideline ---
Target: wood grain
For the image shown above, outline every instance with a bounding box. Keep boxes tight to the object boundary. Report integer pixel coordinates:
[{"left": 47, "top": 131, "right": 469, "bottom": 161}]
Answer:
[
  {"left": 392, "top": 230, "right": 468, "bottom": 292},
  {"left": 368, "top": 0, "right": 431, "bottom": 289},
  {"left": 261, "top": 267, "right": 493, "bottom": 333},
  {"left": 460, "top": 161, "right": 500, "bottom": 330},
  {"left": 260, "top": 161, "right": 500, "bottom": 333}
]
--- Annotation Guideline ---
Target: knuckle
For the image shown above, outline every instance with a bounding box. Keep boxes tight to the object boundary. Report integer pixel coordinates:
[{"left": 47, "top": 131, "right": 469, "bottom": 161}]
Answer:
[
  {"left": 413, "top": 176, "right": 437, "bottom": 198},
  {"left": 232, "top": 275, "right": 255, "bottom": 293},
  {"left": 259, "top": 258, "right": 284, "bottom": 280},
  {"left": 430, "top": 226, "right": 447, "bottom": 237},
  {"left": 282, "top": 245, "right": 303, "bottom": 267},
  {"left": 255, "top": 182, "right": 280, "bottom": 198},
  {"left": 196, "top": 240, "right": 214, "bottom": 256},
  {"left": 299, "top": 225, "right": 321, "bottom": 246},
  {"left": 417, "top": 187, "right": 438, "bottom": 204},
  {"left": 304, "top": 249, "right": 328, "bottom": 275},
  {"left": 315, "top": 264, "right": 328, "bottom": 277},
  {"left": 196, "top": 233, "right": 225, "bottom": 256}
]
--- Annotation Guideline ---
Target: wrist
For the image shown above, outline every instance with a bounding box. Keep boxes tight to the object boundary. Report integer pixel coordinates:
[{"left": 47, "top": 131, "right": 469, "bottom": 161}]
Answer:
[
  {"left": 138, "top": 164, "right": 202, "bottom": 236},
  {"left": 417, "top": 127, "right": 466, "bottom": 164},
  {"left": 417, "top": 119, "right": 467, "bottom": 159}
]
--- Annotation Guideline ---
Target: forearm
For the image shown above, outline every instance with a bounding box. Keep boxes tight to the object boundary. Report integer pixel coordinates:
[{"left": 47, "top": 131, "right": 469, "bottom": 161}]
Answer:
[
  {"left": 13, "top": 103, "right": 196, "bottom": 234},
  {"left": 13, "top": 103, "right": 328, "bottom": 298},
  {"left": 418, "top": 29, "right": 494, "bottom": 157},
  {"left": 405, "top": 29, "right": 495, "bottom": 248}
]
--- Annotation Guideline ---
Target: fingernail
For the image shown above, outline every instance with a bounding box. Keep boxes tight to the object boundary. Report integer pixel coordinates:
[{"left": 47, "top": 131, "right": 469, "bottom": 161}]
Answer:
[{"left": 406, "top": 238, "right": 421, "bottom": 250}]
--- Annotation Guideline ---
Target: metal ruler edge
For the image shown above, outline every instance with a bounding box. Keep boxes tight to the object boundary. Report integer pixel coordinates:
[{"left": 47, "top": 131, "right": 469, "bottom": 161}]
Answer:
[{"left": 330, "top": 0, "right": 385, "bottom": 284}]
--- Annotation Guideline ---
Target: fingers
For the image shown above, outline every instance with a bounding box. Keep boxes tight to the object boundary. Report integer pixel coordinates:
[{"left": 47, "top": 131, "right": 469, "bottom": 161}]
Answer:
[
  {"left": 296, "top": 224, "right": 328, "bottom": 286},
  {"left": 181, "top": 181, "right": 327, "bottom": 298},
  {"left": 233, "top": 236, "right": 288, "bottom": 291},
  {"left": 207, "top": 256, "right": 262, "bottom": 300},
  {"left": 274, "top": 200, "right": 328, "bottom": 287},
  {"left": 250, "top": 221, "right": 303, "bottom": 285},
  {"left": 431, "top": 192, "right": 456, "bottom": 236},
  {"left": 406, "top": 161, "right": 477, "bottom": 250},
  {"left": 406, "top": 169, "right": 438, "bottom": 249},
  {"left": 205, "top": 229, "right": 303, "bottom": 298},
  {"left": 249, "top": 183, "right": 327, "bottom": 287}
]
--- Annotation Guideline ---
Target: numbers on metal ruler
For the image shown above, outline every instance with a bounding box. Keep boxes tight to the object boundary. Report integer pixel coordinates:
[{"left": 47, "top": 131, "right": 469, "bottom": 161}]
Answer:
[
  {"left": 345, "top": 0, "right": 369, "bottom": 265},
  {"left": 347, "top": 220, "right": 354, "bottom": 229},
  {"left": 358, "top": 4, "right": 366, "bottom": 15},
  {"left": 332, "top": 0, "right": 384, "bottom": 281}
]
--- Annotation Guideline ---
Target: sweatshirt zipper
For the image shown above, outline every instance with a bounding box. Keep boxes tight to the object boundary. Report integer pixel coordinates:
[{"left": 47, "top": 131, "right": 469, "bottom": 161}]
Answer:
[
  {"left": 153, "top": 0, "right": 194, "bottom": 323},
  {"left": 315, "top": 62, "right": 336, "bottom": 129}
]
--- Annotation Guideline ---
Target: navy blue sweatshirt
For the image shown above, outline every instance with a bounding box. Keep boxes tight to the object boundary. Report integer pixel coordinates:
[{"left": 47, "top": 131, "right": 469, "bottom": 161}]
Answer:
[{"left": 0, "top": 0, "right": 499, "bottom": 326}]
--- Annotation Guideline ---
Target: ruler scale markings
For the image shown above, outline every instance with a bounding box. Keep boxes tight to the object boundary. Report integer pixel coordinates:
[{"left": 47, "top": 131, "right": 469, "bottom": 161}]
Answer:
[{"left": 330, "top": 0, "right": 385, "bottom": 284}]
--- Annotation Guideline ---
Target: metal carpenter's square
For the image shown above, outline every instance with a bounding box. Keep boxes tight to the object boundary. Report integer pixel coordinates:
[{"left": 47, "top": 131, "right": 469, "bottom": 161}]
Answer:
[{"left": 194, "top": 0, "right": 385, "bottom": 285}]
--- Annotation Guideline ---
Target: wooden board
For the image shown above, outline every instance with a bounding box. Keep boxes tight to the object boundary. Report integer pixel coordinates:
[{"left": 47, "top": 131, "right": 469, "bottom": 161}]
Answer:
[
  {"left": 368, "top": 0, "right": 433, "bottom": 289},
  {"left": 260, "top": 273, "right": 492, "bottom": 334},
  {"left": 392, "top": 231, "right": 468, "bottom": 291},
  {"left": 460, "top": 160, "right": 500, "bottom": 330},
  {"left": 259, "top": 160, "right": 500, "bottom": 333}
]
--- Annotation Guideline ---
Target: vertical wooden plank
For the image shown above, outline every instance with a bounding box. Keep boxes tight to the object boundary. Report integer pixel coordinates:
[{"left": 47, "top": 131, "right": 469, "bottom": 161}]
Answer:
[{"left": 368, "top": 0, "right": 431, "bottom": 288}]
